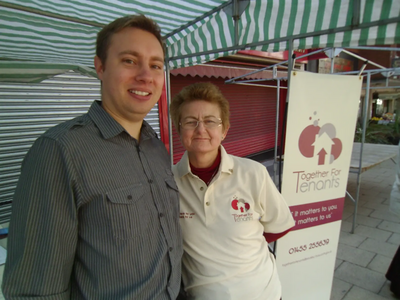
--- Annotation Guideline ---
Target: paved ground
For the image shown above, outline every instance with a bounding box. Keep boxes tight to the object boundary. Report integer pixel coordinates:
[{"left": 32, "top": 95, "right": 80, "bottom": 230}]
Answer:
[
  {"left": 331, "top": 158, "right": 399, "bottom": 300},
  {"left": 0, "top": 157, "right": 398, "bottom": 300}
]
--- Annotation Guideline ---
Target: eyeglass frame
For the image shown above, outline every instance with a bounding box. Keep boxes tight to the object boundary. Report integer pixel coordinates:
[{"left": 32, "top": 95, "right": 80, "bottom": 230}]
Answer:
[{"left": 179, "top": 117, "right": 223, "bottom": 130}]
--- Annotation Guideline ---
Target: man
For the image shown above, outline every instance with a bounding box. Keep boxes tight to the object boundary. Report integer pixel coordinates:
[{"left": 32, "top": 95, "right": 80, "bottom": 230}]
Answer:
[{"left": 2, "top": 15, "right": 183, "bottom": 299}]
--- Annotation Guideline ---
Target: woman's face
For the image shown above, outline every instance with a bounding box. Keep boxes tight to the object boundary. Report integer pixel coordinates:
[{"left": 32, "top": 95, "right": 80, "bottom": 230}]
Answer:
[{"left": 179, "top": 100, "right": 228, "bottom": 158}]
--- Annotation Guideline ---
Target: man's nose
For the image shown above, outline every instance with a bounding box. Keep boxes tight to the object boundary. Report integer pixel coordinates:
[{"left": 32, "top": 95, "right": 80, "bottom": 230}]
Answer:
[{"left": 136, "top": 64, "right": 153, "bottom": 83}]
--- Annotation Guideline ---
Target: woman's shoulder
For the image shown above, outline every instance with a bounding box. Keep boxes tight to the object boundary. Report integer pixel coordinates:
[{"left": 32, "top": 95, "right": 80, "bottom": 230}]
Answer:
[{"left": 228, "top": 154, "right": 267, "bottom": 173}]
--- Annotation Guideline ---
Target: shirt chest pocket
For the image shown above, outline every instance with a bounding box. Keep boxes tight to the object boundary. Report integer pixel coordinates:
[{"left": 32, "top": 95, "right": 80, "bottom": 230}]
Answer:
[
  {"left": 165, "top": 177, "right": 180, "bottom": 216},
  {"left": 106, "top": 184, "right": 148, "bottom": 240}
]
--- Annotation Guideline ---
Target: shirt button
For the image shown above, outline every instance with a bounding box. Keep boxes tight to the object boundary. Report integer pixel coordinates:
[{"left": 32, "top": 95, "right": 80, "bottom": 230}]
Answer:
[
  {"left": 206, "top": 202, "right": 210, "bottom": 206},
  {"left": 169, "top": 247, "right": 173, "bottom": 252},
  {"left": 148, "top": 179, "right": 153, "bottom": 184},
  {"left": 127, "top": 195, "right": 132, "bottom": 200},
  {"left": 159, "top": 213, "right": 164, "bottom": 218},
  {"left": 200, "top": 187, "right": 204, "bottom": 191}
]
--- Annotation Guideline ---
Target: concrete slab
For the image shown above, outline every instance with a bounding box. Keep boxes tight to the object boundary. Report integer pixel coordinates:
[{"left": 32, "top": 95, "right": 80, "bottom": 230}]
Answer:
[
  {"left": 341, "top": 221, "right": 356, "bottom": 233},
  {"left": 363, "top": 201, "right": 391, "bottom": 211},
  {"left": 335, "top": 258, "right": 344, "bottom": 270},
  {"left": 367, "top": 254, "right": 392, "bottom": 275},
  {"left": 358, "top": 238, "right": 398, "bottom": 258},
  {"left": 336, "top": 244, "right": 375, "bottom": 267},
  {"left": 378, "top": 221, "right": 400, "bottom": 234},
  {"left": 346, "top": 215, "right": 382, "bottom": 228},
  {"left": 354, "top": 225, "right": 392, "bottom": 242},
  {"left": 343, "top": 285, "right": 392, "bottom": 300},
  {"left": 335, "top": 262, "right": 386, "bottom": 293},
  {"left": 378, "top": 281, "right": 399, "bottom": 299},
  {"left": 341, "top": 209, "right": 354, "bottom": 221},
  {"left": 370, "top": 209, "right": 400, "bottom": 223},
  {"left": 330, "top": 278, "right": 352, "bottom": 300},
  {"left": 387, "top": 233, "right": 400, "bottom": 245},
  {"left": 339, "top": 231, "right": 367, "bottom": 248}
]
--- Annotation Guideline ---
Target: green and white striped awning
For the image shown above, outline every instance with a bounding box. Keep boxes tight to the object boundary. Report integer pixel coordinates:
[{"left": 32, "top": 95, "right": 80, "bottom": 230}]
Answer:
[{"left": 0, "top": 0, "right": 399, "bottom": 80}]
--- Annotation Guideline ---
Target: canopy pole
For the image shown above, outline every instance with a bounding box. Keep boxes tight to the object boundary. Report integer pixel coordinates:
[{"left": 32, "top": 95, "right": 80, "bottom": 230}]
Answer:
[
  {"left": 273, "top": 79, "right": 281, "bottom": 185},
  {"left": 351, "top": 72, "right": 370, "bottom": 234},
  {"left": 164, "top": 50, "right": 174, "bottom": 165},
  {"left": 233, "top": 0, "right": 239, "bottom": 46}
]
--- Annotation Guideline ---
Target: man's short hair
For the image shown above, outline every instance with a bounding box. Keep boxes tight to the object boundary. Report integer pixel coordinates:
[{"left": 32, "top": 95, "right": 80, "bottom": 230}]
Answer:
[{"left": 96, "top": 14, "right": 164, "bottom": 65}]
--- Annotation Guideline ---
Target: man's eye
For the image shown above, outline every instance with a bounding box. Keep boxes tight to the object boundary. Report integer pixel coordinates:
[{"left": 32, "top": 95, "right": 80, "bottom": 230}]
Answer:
[
  {"left": 152, "top": 64, "right": 163, "bottom": 70},
  {"left": 123, "top": 59, "right": 134, "bottom": 64}
]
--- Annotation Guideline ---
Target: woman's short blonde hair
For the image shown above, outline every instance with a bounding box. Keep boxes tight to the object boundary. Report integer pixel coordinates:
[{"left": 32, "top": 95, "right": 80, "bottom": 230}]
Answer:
[{"left": 170, "top": 82, "right": 230, "bottom": 134}]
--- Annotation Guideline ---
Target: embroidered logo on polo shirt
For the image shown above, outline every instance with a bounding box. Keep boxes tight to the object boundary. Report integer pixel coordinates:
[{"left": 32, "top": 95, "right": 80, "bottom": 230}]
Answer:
[{"left": 231, "top": 197, "right": 253, "bottom": 222}]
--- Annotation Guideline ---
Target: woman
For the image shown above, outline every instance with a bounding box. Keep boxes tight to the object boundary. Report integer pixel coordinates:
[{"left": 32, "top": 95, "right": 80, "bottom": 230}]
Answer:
[{"left": 170, "top": 82, "right": 295, "bottom": 300}]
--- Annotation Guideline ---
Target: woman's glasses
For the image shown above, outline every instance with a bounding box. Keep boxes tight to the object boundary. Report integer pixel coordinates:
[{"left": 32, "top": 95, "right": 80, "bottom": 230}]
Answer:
[{"left": 180, "top": 117, "right": 222, "bottom": 130}]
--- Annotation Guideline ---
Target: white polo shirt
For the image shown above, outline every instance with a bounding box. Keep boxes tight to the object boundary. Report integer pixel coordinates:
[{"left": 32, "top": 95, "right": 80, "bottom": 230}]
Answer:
[{"left": 173, "top": 146, "right": 295, "bottom": 300}]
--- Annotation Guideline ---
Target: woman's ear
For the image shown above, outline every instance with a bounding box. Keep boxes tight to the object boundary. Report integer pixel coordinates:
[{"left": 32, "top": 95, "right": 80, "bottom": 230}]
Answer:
[{"left": 222, "top": 125, "right": 230, "bottom": 140}]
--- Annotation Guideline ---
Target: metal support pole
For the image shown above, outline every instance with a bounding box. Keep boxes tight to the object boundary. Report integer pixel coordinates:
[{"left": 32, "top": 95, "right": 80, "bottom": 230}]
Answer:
[
  {"left": 277, "top": 39, "right": 294, "bottom": 191},
  {"left": 330, "top": 48, "right": 335, "bottom": 74},
  {"left": 274, "top": 80, "right": 281, "bottom": 185},
  {"left": 164, "top": 51, "right": 174, "bottom": 165},
  {"left": 233, "top": 0, "right": 239, "bottom": 46},
  {"left": 351, "top": 72, "right": 370, "bottom": 233}
]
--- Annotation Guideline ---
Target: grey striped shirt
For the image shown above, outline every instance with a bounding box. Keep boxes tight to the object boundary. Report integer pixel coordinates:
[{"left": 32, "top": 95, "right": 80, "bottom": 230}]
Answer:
[{"left": 2, "top": 101, "right": 183, "bottom": 299}]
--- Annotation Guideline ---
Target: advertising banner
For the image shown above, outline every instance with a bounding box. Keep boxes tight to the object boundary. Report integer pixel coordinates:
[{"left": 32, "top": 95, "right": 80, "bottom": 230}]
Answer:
[{"left": 275, "top": 71, "right": 362, "bottom": 300}]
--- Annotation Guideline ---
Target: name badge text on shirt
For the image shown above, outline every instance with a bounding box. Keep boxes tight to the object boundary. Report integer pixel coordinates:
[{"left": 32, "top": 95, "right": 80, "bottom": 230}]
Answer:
[{"left": 180, "top": 212, "right": 195, "bottom": 219}]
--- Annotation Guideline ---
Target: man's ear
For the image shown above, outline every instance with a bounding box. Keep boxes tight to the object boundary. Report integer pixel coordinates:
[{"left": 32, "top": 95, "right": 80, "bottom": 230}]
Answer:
[{"left": 94, "top": 56, "right": 104, "bottom": 80}]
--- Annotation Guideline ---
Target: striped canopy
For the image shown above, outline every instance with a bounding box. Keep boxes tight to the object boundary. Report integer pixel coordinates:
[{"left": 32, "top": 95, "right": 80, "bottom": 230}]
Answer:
[{"left": 0, "top": 0, "right": 399, "bottom": 80}]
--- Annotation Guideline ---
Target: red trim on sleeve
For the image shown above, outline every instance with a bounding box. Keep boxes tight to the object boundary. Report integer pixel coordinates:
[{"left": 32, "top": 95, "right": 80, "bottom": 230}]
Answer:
[{"left": 263, "top": 228, "right": 292, "bottom": 243}]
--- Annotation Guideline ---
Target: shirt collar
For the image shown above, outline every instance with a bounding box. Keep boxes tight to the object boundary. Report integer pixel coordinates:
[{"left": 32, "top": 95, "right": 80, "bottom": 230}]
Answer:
[
  {"left": 88, "top": 100, "right": 157, "bottom": 140},
  {"left": 175, "top": 145, "right": 234, "bottom": 178}
]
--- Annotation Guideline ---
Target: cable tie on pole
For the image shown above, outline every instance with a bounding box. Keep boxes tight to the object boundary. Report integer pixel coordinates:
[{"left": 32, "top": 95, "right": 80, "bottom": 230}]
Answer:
[
  {"left": 358, "top": 60, "right": 369, "bottom": 77},
  {"left": 292, "top": 53, "right": 297, "bottom": 70}
]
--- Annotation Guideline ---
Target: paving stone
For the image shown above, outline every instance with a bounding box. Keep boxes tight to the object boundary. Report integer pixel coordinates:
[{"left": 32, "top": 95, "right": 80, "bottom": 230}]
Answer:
[
  {"left": 378, "top": 221, "right": 400, "bottom": 234},
  {"left": 335, "top": 262, "right": 386, "bottom": 293},
  {"left": 339, "top": 231, "right": 367, "bottom": 248},
  {"left": 342, "top": 209, "right": 353, "bottom": 221},
  {"left": 341, "top": 221, "right": 356, "bottom": 233},
  {"left": 367, "top": 254, "right": 392, "bottom": 274},
  {"left": 354, "top": 225, "right": 392, "bottom": 241},
  {"left": 388, "top": 233, "right": 400, "bottom": 245},
  {"left": 370, "top": 209, "right": 400, "bottom": 223},
  {"left": 346, "top": 215, "right": 382, "bottom": 228},
  {"left": 335, "top": 258, "right": 343, "bottom": 270},
  {"left": 330, "top": 278, "right": 352, "bottom": 300},
  {"left": 378, "top": 280, "right": 400, "bottom": 299},
  {"left": 363, "top": 201, "right": 390, "bottom": 210},
  {"left": 355, "top": 206, "right": 374, "bottom": 217},
  {"left": 336, "top": 244, "right": 375, "bottom": 267},
  {"left": 343, "top": 285, "right": 391, "bottom": 300},
  {"left": 359, "top": 238, "right": 398, "bottom": 258}
]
